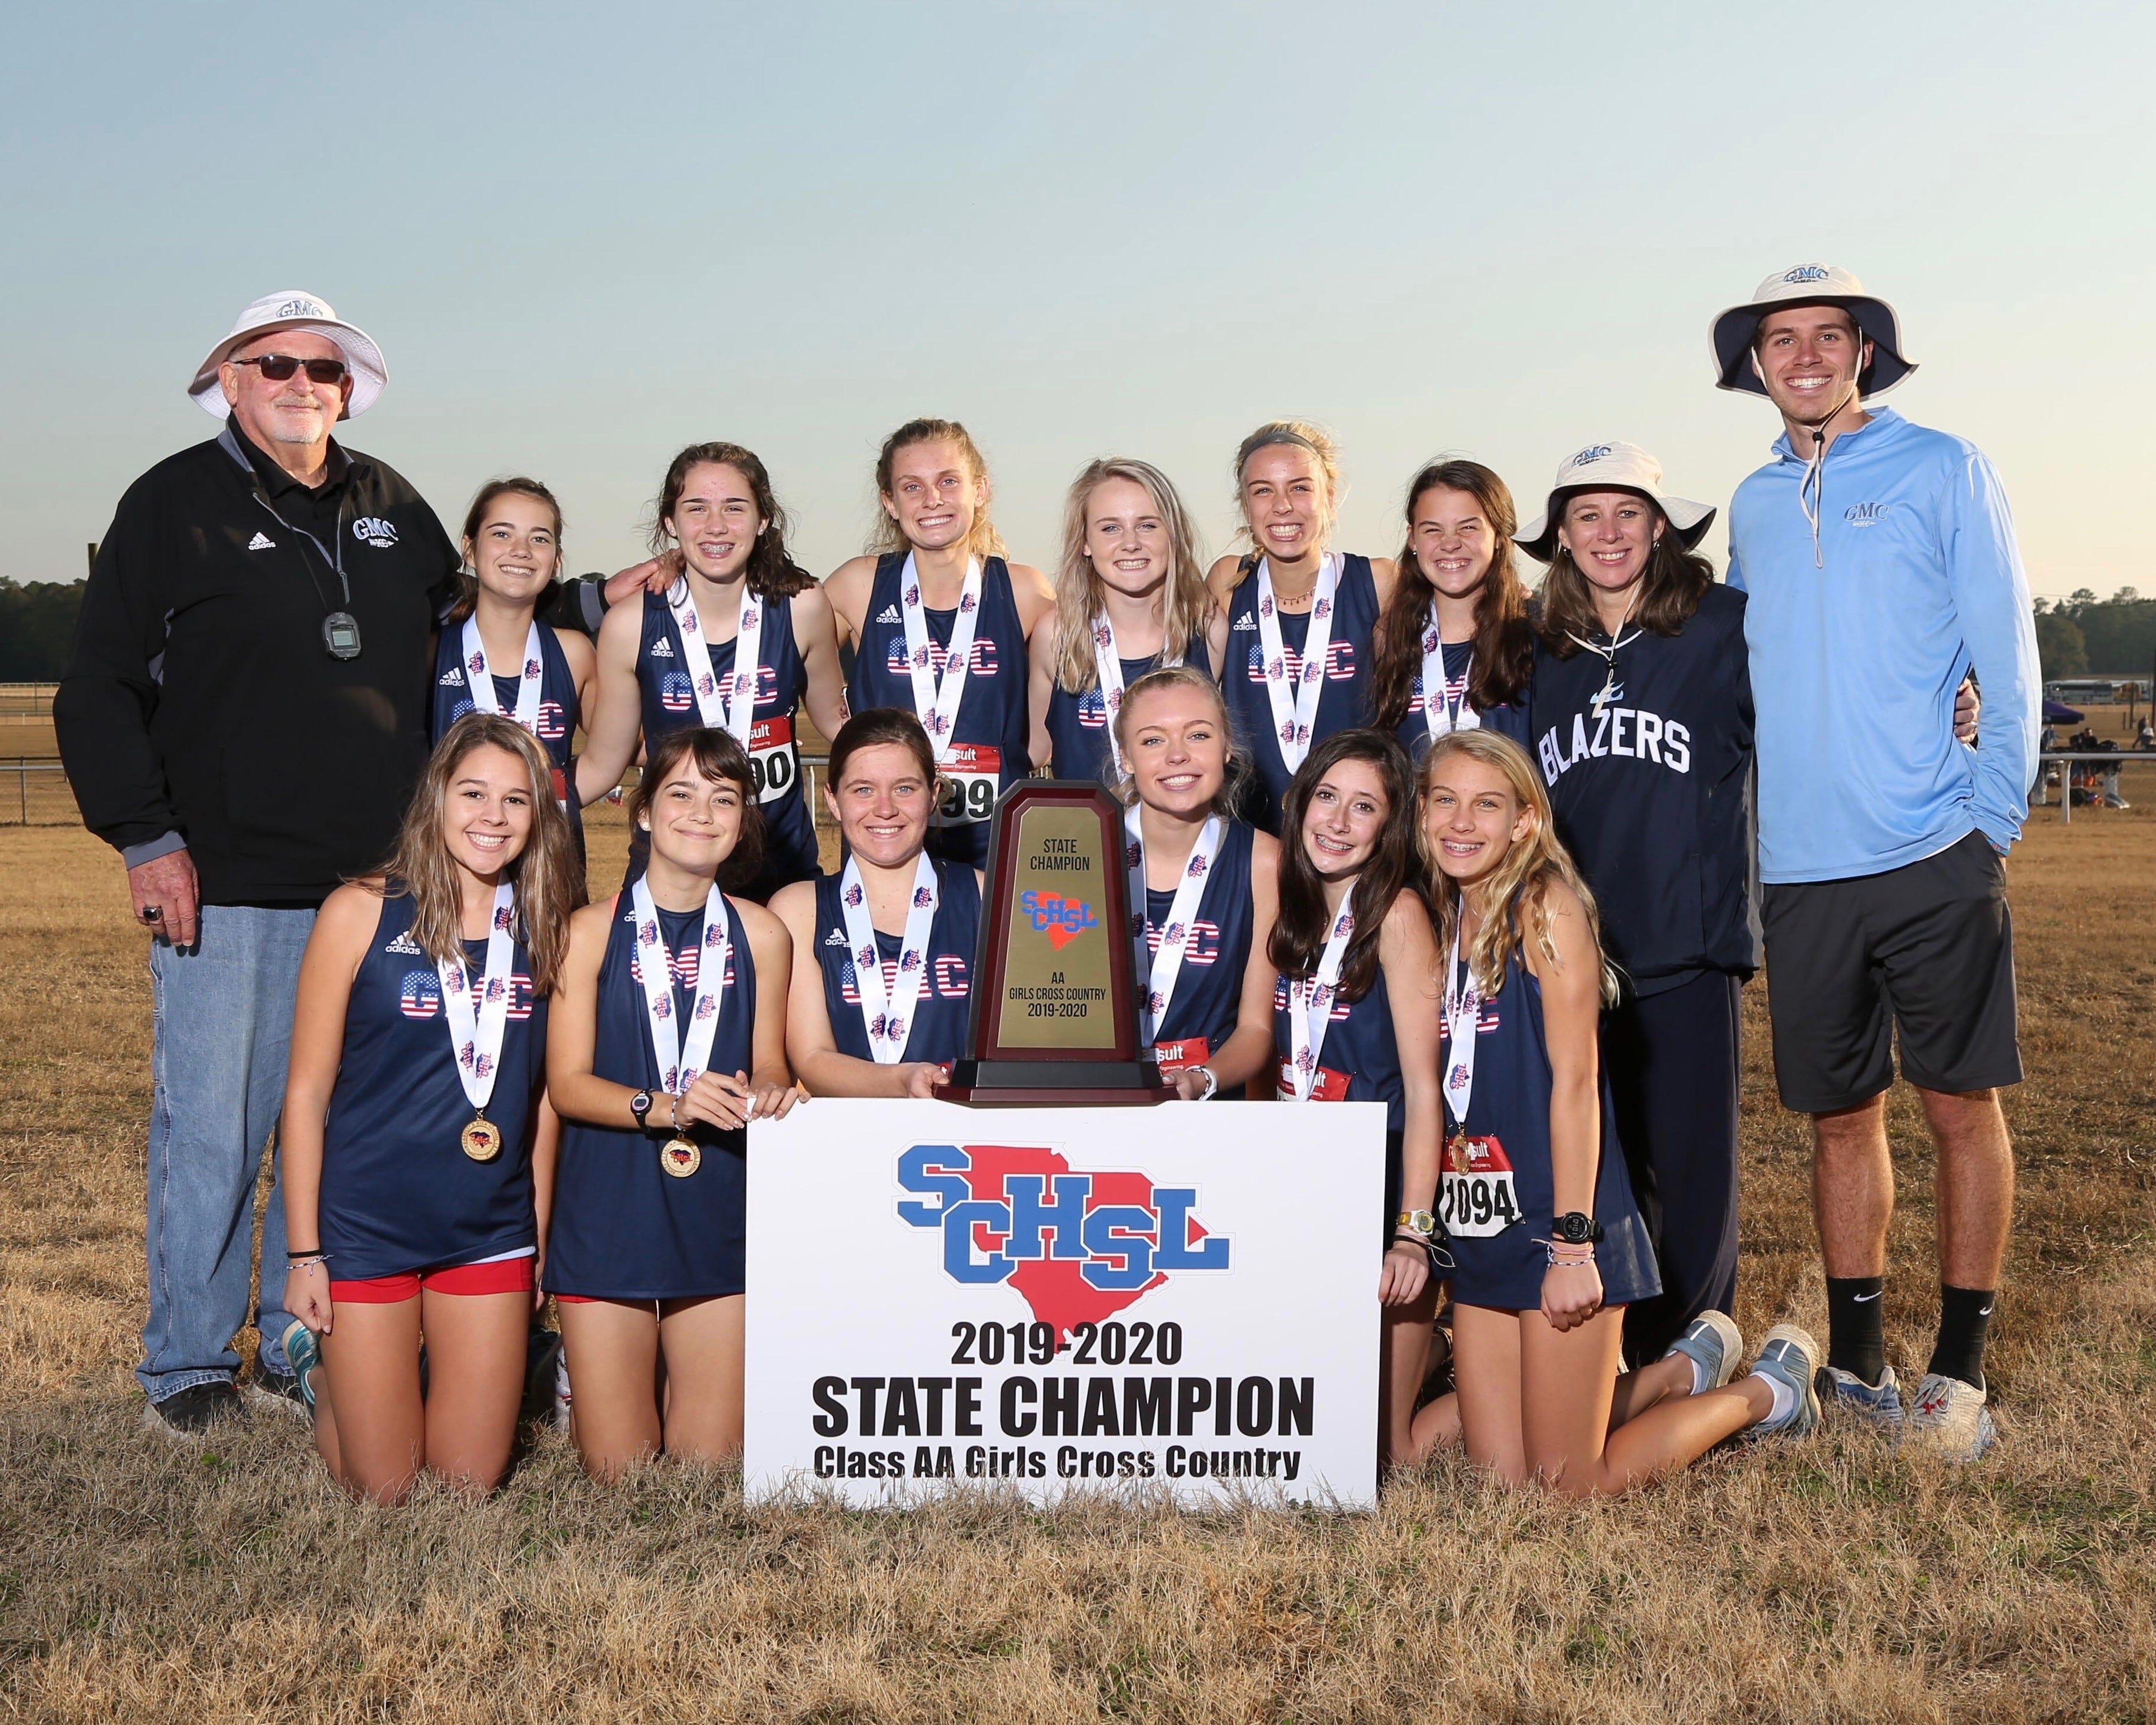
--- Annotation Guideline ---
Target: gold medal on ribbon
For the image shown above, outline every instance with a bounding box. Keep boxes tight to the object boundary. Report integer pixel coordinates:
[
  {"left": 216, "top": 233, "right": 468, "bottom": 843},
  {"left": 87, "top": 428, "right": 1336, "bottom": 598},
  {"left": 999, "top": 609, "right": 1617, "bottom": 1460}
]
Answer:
[
  {"left": 1443, "top": 1130, "right": 1468, "bottom": 1174},
  {"left": 461, "top": 1115, "right": 503, "bottom": 1162},
  {"left": 660, "top": 1136, "right": 701, "bottom": 1179}
]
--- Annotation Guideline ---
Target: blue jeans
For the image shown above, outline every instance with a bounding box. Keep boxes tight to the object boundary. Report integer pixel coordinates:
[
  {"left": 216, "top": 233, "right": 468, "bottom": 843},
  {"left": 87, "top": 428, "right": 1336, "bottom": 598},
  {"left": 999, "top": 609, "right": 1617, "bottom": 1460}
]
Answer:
[{"left": 139, "top": 904, "right": 315, "bottom": 1401}]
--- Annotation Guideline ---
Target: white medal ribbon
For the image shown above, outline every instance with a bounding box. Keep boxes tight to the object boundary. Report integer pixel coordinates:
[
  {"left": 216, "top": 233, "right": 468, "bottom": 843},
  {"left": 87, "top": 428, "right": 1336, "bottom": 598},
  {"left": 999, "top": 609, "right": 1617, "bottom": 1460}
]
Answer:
[
  {"left": 459, "top": 617, "right": 544, "bottom": 736},
  {"left": 1092, "top": 610, "right": 1184, "bottom": 778},
  {"left": 1419, "top": 606, "right": 1481, "bottom": 740},
  {"left": 1125, "top": 805, "right": 1221, "bottom": 1049},
  {"left": 900, "top": 552, "right": 982, "bottom": 760},
  {"left": 1284, "top": 900, "right": 1355, "bottom": 1101},
  {"left": 1253, "top": 553, "right": 1341, "bottom": 773},
  {"left": 437, "top": 880, "right": 519, "bottom": 1114},
  {"left": 837, "top": 853, "right": 940, "bottom": 1064},
  {"left": 628, "top": 877, "right": 731, "bottom": 1098},
  {"left": 666, "top": 576, "right": 764, "bottom": 744},
  {"left": 1441, "top": 920, "right": 1479, "bottom": 1131}
]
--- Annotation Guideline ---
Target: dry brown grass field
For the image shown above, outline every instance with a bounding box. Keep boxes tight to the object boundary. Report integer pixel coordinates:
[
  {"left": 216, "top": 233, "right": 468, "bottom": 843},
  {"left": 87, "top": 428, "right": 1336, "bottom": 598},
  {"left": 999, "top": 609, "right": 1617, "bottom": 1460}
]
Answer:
[{"left": 3, "top": 801, "right": 2154, "bottom": 1724}]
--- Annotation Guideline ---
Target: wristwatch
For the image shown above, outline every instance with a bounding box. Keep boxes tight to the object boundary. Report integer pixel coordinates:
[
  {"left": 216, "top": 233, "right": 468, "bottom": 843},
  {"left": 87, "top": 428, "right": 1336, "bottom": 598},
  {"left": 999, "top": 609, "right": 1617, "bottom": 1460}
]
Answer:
[
  {"left": 629, "top": 1089, "right": 654, "bottom": 1129},
  {"left": 1396, "top": 1209, "right": 1437, "bottom": 1238},
  {"left": 1552, "top": 1211, "right": 1605, "bottom": 1245},
  {"left": 1192, "top": 1065, "right": 1220, "bottom": 1101}
]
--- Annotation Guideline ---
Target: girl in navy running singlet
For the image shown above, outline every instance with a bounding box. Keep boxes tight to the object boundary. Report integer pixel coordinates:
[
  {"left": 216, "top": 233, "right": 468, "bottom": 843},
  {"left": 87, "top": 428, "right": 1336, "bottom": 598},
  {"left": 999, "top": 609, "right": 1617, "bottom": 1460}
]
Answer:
[
  {"left": 431, "top": 479, "right": 597, "bottom": 874},
  {"left": 1266, "top": 729, "right": 1441, "bottom": 1468},
  {"left": 279, "top": 714, "right": 580, "bottom": 1503},
  {"left": 771, "top": 708, "right": 982, "bottom": 1096},
  {"left": 1208, "top": 423, "right": 1398, "bottom": 834},
  {"left": 1367, "top": 460, "right": 1533, "bottom": 756},
  {"left": 1031, "top": 457, "right": 1226, "bottom": 790},
  {"left": 545, "top": 727, "right": 799, "bottom": 1479},
  {"left": 1111, "top": 666, "right": 1279, "bottom": 1100},
  {"left": 579, "top": 444, "right": 847, "bottom": 901},
  {"left": 1405, "top": 731, "right": 1819, "bottom": 1492},
  {"left": 826, "top": 419, "right": 1057, "bottom": 868}
]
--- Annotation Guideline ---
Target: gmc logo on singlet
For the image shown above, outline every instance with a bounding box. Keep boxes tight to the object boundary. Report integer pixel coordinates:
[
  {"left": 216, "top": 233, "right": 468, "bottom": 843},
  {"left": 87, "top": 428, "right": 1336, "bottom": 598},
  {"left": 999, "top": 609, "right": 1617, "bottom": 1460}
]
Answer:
[
  {"left": 653, "top": 661, "right": 778, "bottom": 714},
  {"left": 397, "top": 971, "right": 538, "bottom": 1021},
  {"left": 630, "top": 948, "right": 740, "bottom": 992},
  {"left": 450, "top": 693, "right": 569, "bottom": 743},
  {"left": 1271, "top": 976, "right": 1350, "bottom": 1023},
  {"left": 1144, "top": 919, "right": 1225, "bottom": 967},
  {"left": 886, "top": 636, "right": 1000, "bottom": 678},
  {"left": 841, "top": 953, "right": 971, "bottom": 1004},
  {"left": 1244, "top": 641, "right": 1356, "bottom": 684}
]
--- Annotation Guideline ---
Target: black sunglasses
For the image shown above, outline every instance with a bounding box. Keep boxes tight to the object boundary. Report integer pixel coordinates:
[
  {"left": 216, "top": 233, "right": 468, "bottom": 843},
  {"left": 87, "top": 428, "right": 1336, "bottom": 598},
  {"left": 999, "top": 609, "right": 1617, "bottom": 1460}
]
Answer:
[{"left": 230, "top": 353, "right": 349, "bottom": 386}]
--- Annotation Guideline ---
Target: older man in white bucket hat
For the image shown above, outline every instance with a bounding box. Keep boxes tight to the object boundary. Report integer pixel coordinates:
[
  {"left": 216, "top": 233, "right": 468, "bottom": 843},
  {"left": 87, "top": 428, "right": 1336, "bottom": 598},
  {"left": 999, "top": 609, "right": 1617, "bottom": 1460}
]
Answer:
[
  {"left": 56, "top": 292, "right": 460, "bottom": 1434},
  {"left": 1717, "top": 265, "right": 2040, "bottom": 1460}
]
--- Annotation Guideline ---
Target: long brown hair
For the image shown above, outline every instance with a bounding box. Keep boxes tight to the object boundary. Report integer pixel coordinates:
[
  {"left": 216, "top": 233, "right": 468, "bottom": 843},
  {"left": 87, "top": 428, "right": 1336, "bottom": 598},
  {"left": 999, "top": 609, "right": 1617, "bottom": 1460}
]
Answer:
[
  {"left": 450, "top": 476, "right": 563, "bottom": 624},
  {"left": 1268, "top": 728, "right": 1420, "bottom": 1005},
  {"left": 378, "top": 713, "right": 579, "bottom": 996},
  {"left": 871, "top": 417, "right": 1009, "bottom": 560},
  {"left": 1371, "top": 460, "right": 1533, "bottom": 727},
  {"left": 629, "top": 727, "right": 766, "bottom": 892},
  {"left": 649, "top": 443, "right": 813, "bottom": 601},
  {"left": 1536, "top": 496, "right": 1713, "bottom": 656},
  {"left": 1053, "top": 457, "right": 1211, "bottom": 694},
  {"left": 1417, "top": 729, "right": 1616, "bottom": 1005}
]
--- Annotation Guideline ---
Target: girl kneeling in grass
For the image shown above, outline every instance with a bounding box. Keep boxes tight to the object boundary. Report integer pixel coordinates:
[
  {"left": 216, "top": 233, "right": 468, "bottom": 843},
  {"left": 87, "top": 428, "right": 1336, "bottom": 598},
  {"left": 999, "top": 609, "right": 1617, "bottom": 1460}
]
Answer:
[
  {"left": 1408, "top": 729, "right": 1817, "bottom": 1492},
  {"left": 544, "top": 727, "right": 798, "bottom": 1479},
  {"left": 280, "top": 713, "right": 577, "bottom": 1503}
]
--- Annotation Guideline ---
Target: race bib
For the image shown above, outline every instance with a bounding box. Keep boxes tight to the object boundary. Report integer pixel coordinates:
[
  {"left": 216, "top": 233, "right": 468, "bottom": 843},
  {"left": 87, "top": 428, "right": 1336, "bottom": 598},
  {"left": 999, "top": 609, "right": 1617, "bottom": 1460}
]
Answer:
[
  {"left": 934, "top": 743, "right": 1001, "bottom": 826},
  {"left": 1152, "top": 1037, "right": 1210, "bottom": 1075},
  {"left": 1276, "top": 1058, "right": 1350, "bottom": 1102},
  {"left": 748, "top": 714, "right": 798, "bottom": 805},
  {"left": 549, "top": 765, "right": 570, "bottom": 810},
  {"left": 1439, "top": 1133, "right": 1523, "bottom": 1239}
]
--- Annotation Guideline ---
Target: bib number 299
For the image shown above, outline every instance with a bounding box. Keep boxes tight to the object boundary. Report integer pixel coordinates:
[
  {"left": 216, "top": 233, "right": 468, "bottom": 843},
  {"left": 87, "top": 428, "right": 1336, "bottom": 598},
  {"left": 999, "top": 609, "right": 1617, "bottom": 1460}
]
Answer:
[{"left": 933, "top": 743, "right": 1001, "bottom": 826}]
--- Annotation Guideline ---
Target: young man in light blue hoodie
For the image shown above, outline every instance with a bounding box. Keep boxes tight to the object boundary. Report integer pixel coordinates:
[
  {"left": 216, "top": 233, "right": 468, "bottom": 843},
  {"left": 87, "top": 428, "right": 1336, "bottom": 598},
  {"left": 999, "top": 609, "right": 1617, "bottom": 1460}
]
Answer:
[{"left": 1716, "top": 265, "right": 2039, "bottom": 1460}]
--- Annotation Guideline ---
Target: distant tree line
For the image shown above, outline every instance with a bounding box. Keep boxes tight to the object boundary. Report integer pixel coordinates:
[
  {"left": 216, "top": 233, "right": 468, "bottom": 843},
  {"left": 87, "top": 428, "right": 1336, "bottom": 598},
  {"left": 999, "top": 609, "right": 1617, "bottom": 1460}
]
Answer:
[
  {"left": 0, "top": 579, "right": 83, "bottom": 681},
  {"left": 2033, "top": 589, "right": 2156, "bottom": 682}
]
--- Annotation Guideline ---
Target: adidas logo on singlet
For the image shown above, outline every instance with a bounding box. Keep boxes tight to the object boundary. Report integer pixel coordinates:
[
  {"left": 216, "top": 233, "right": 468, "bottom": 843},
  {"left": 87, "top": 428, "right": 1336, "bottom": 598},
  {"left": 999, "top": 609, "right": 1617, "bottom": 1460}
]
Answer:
[
  {"left": 1232, "top": 614, "right": 1258, "bottom": 631},
  {"left": 824, "top": 928, "right": 848, "bottom": 946},
  {"left": 877, "top": 604, "right": 903, "bottom": 623},
  {"left": 437, "top": 670, "right": 462, "bottom": 685},
  {"left": 383, "top": 930, "right": 426, "bottom": 955},
  {"left": 649, "top": 639, "right": 674, "bottom": 657}
]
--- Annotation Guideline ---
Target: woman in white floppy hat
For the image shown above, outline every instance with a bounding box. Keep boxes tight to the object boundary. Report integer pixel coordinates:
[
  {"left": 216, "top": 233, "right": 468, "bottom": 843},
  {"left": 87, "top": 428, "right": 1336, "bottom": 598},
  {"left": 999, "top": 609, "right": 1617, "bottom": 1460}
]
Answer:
[{"left": 1516, "top": 441, "right": 1754, "bottom": 1383}]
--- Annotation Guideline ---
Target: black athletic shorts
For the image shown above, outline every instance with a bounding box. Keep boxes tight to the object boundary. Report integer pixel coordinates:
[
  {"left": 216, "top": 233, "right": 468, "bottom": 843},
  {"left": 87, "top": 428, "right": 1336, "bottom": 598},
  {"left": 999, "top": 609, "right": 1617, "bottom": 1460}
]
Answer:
[{"left": 1759, "top": 828, "right": 2021, "bottom": 1113}]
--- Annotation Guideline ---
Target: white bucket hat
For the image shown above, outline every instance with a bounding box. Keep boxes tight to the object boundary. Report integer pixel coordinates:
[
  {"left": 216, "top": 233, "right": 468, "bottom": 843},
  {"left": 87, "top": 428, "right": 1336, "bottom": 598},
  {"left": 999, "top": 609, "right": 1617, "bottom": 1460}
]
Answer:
[
  {"left": 187, "top": 290, "right": 387, "bottom": 420},
  {"left": 1515, "top": 442, "right": 1716, "bottom": 565},
  {"left": 1709, "top": 264, "right": 1914, "bottom": 397}
]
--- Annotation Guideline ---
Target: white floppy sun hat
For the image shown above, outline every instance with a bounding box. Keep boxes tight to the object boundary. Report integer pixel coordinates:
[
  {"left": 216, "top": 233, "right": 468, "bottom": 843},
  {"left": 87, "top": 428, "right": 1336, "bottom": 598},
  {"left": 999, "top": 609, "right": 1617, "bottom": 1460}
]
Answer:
[
  {"left": 187, "top": 290, "right": 388, "bottom": 419},
  {"left": 1515, "top": 442, "right": 1716, "bottom": 566},
  {"left": 1710, "top": 263, "right": 1915, "bottom": 397}
]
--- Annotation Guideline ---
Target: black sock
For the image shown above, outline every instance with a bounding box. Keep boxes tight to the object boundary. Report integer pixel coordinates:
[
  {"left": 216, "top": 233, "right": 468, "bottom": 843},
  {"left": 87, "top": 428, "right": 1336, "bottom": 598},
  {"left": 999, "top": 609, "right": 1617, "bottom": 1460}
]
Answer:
[
  {"left": 1928, "top": 1285, "right": 1994, "bottom": 1392},
  {"left": 1825, "top": 1276, "right": 1887, "bottom": 1385}
]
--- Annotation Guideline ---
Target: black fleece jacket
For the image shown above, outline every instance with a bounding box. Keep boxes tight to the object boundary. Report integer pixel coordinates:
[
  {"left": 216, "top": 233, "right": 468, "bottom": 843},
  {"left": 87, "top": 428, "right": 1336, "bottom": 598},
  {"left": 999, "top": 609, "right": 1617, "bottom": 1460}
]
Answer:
[{"left": 56, "top": 422, "right": 458, "bottom": 904}]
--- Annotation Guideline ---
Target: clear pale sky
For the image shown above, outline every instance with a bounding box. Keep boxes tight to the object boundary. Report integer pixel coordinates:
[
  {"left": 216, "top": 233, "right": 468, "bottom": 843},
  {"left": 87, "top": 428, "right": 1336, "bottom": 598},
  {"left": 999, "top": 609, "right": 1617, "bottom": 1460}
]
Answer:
[{"left": 3, "top": 2, "right": 2147, "bottom": 600}]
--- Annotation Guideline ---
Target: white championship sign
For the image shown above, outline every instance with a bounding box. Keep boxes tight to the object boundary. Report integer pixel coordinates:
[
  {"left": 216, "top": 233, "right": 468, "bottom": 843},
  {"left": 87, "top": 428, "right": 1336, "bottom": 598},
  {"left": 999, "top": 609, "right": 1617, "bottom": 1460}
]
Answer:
[{"left": 745, "top": 1098, "right": 1385, "bottom": 1507}]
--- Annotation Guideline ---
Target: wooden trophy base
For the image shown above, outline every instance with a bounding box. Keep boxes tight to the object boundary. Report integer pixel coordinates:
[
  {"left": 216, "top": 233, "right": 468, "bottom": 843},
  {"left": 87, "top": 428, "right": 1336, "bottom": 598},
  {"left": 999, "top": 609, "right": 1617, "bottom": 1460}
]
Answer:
[{"left": 932, "top": 1058, "right": 1172, "bottom": 1108}]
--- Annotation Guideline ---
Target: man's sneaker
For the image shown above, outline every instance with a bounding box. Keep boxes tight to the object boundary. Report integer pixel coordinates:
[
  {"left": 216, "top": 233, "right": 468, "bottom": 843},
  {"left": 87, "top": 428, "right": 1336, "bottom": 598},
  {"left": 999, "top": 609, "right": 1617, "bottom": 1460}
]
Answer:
[
  {"left": 246, "top": 1366, "right": 309, "bottom": 1420},
  {"left": 280, "top": 1321, "right": 322, "bottom": 1418},
  {"left": 142, "top": 1380, "right": 242, "bottom": 1436},
  {"left": 1816, "top": 1362, "right": 1904, "bottom": 1432},
  {"left": 1901, "top": 1372, "right": 1996, "bottom": 1461},
  {"left": 1746, "top": 1324, "right": 1822, "bottom": 1440},
  {"left": 1663, "top": 1311, "right": 1743, "bottom": 1394}
]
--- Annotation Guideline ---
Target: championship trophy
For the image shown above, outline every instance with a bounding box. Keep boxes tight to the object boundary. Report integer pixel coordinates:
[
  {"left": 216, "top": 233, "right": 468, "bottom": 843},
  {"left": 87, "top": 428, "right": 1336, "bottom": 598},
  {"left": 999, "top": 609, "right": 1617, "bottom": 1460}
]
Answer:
[{"left": 934, "top": 783, "right": 1169, "bottom": 1106}]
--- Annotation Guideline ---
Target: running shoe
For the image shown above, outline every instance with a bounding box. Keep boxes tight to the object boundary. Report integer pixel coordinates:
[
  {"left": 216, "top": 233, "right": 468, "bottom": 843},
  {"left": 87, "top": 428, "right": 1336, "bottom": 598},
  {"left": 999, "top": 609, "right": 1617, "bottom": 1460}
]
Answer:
[
  {"left": 1815, "top": 1362, "right": 1904, "bottom": 1432},
  {"left": 280, "top": 1320, "right": 322, "bottom": 1418},
  {"left": 1746, "top": 1323, "right": 1821, "bottom": 1440},
  {"left": 1901, "top": 1372, "right": 1995, "bottom": 1461},
  {"left": 1664, "top": 1311, "right": 1743, "bottom": 1394}
]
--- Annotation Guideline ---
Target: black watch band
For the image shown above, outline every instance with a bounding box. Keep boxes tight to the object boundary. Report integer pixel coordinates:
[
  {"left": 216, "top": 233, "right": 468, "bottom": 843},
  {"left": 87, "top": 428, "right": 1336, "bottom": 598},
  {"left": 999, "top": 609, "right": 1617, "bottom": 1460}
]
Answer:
[
  {"left": 1552, "top": 1211, "right": 1605, "bottom": 1245},
  {"left": 629, "top": 1089, "right": 654, "bottom": 1127}
]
